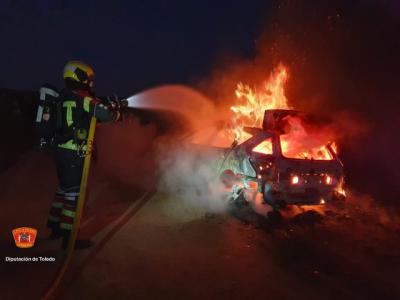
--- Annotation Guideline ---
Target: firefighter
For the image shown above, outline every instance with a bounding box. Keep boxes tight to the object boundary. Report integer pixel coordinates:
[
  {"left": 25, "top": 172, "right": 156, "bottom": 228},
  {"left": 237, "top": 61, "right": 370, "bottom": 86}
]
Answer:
[{"left": 46, "top": 60, "right": 124, "bottom": 250}]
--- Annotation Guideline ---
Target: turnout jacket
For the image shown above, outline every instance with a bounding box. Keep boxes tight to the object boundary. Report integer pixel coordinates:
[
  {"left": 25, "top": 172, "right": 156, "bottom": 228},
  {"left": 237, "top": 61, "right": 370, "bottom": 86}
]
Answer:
[{"left": 57, "top": 88, "right": 117, "bottom": 151}]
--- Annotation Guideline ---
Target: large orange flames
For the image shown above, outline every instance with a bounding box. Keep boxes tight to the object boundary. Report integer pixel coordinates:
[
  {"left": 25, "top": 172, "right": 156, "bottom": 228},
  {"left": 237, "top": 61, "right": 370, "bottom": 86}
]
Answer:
[
  {"left": 227, "top": 64, "right": 336, "bottom": 160},
  {"left": 229, "top": 64, "right": 290, "bottom": 142}
]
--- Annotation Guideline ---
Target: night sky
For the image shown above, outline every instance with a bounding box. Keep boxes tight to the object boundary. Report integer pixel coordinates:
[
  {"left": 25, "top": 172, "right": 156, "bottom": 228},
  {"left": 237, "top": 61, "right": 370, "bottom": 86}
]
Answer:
[{"left": 0, "top": 0, "right": 270, "bottom": 96}]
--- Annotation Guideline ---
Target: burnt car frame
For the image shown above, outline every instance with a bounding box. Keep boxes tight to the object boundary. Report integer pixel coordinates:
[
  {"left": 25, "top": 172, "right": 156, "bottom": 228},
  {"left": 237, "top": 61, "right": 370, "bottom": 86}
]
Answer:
[{"left": 217, "top": 109, "right": 345, "bottom": 211}]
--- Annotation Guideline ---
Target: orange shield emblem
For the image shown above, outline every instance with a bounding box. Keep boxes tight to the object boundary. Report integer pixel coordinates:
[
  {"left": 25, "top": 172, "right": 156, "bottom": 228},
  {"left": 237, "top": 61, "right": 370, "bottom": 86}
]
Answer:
[{"left": 12, "top": 227, "right": 37, "bottom": 248}]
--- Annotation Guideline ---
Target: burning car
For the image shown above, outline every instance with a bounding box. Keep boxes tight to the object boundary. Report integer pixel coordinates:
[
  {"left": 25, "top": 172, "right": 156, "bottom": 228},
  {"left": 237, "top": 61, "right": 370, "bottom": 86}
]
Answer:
[
  {"left": 185, "top": 64, "right": 345, "bottom": 215},
  {"left": 217, "top": 109, "right": 346, "bottom": 212}
]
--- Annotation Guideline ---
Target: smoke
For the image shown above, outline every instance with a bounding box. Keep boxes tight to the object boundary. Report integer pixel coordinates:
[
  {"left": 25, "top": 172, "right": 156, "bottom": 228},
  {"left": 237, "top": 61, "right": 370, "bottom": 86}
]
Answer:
[
  {"left": 135, "top": 87, "right": 232, "bottom": 213},
  {"left": 94, "top": 114, "right": 158, "bottom": 189},
  {"left": 281, "top": 112, "right": 370, "bottom": 160},
  {"left": 94, "top": 85, "right": 232, "bottom": 213},
  {"left": 344, "top": 189, "right": 400, "bottom": 229},
  {"left": 157, "top": 142, "right": 229, "bottom": 213}
]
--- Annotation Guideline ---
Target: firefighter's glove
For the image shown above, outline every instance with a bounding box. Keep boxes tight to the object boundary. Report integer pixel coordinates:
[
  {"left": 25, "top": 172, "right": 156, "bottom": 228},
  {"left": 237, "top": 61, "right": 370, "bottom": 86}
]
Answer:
[
  {"left": 110, "top": 98, "right": 128, "bottom": 111},
  {"left": 119, "top": 98, "right": 128, "bottom": 109}
]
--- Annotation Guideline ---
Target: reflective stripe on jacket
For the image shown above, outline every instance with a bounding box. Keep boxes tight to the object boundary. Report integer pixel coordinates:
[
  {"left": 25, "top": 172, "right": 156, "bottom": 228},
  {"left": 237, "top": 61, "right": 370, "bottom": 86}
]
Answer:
[{"left": 57, "top": 88, "right": 117, "bottom": 150}]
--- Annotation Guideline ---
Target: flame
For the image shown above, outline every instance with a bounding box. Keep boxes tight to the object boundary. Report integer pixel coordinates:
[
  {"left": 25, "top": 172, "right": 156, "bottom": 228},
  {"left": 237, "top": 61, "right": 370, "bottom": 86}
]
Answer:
[
  {"left": 330, "top": 142, "right": 338, "bottom": 154},
  {"left": 227, "top": 63, "right": 338, "bottom": 160},
  {"left": 337, "top": 188, "right": 346, "bottom": 197},
  {"left": 228, "top": 64, "right": 290, "bottom": 142},
  {"left": 279, "top": 116, "right": 334, "bottom": 160},
  {"left": 252, "top": 138, "right": 273, "bottom": 155}
]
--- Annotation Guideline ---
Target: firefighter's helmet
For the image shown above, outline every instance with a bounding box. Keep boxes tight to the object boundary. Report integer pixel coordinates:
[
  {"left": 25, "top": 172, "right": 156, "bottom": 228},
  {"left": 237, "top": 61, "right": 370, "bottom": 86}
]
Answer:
[{"left": 63, "top": 61, "right": 95, "bottom": 88}]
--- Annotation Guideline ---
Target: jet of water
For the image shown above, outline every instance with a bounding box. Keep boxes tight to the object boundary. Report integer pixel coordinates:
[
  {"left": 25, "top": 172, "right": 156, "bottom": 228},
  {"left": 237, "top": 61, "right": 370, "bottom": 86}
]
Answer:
[{"left": 126, "top": 84, "right": 216, "bottom": 129}]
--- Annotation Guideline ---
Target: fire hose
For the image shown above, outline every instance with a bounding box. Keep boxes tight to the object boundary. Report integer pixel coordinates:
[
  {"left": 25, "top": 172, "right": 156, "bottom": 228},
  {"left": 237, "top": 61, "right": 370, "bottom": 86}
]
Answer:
[{"left": 42, "top": 116, "right": 97, "bottom": 300}]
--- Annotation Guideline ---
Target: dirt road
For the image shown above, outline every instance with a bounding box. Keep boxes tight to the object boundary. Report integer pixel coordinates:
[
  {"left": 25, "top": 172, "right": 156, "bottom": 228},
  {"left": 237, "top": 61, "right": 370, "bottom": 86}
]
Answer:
[{"left": 63, "top": 193, "right": 400, "bottom": 300}]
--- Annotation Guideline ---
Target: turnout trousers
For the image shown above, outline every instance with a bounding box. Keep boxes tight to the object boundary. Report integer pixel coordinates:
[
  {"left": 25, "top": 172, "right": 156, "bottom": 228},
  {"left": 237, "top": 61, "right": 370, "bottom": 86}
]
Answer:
[{"left": 47, "top": 147, "right": 84, "bottom": 238}]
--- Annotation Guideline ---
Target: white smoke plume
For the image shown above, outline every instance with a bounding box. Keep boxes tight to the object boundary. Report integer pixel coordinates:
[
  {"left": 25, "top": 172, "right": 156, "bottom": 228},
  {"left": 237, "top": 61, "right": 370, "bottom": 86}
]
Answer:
[
  {"left": 157, "top": 141, "right": 230, "bottom": 214},
  {"left": 126, "top": 84, "right": 233, "bottom": 213}
]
